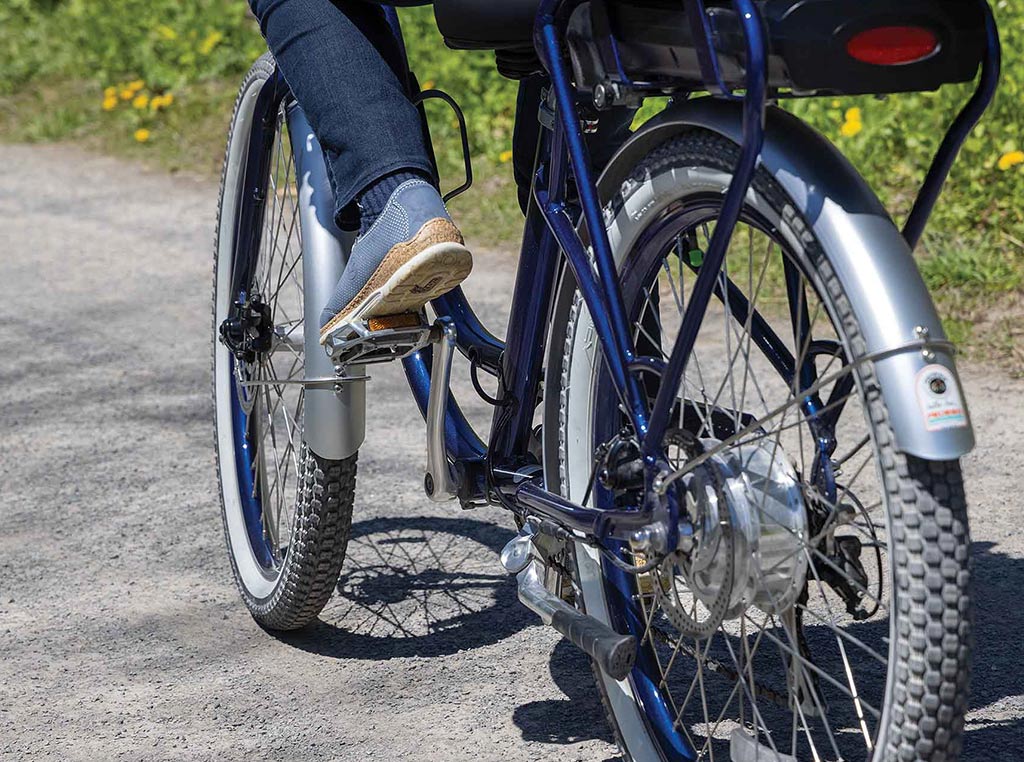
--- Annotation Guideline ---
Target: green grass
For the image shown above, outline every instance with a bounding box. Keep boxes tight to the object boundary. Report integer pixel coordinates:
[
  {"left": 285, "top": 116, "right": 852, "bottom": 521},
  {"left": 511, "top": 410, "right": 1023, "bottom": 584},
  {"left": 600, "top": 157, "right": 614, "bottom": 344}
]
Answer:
[
  {"left": 0, "top": 77, "right": 236, "bottom": 175},
  {"left": 919, "top": 238, "right": 1024, "bottom": 295},
  {"left": 919, "top": 231, "right": 1024, "bottom": 370}
]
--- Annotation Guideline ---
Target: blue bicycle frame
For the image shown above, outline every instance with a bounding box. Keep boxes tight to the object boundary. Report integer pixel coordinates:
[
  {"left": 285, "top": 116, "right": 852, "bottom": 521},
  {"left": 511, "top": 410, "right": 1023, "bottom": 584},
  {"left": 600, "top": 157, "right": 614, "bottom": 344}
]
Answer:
[
  {"left": 232, "top": 0, "right": 1001, "bottom": 550},
  {"left": 393, "top": 0, "right": 773, "bottom": 533}
]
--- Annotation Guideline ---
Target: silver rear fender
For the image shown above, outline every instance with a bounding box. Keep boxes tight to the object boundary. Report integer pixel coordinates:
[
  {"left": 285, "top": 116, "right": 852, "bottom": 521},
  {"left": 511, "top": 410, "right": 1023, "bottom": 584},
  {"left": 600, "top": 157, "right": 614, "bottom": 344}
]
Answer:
[{"left": 597, "top": 98, "right": 973, "bottom": 460}]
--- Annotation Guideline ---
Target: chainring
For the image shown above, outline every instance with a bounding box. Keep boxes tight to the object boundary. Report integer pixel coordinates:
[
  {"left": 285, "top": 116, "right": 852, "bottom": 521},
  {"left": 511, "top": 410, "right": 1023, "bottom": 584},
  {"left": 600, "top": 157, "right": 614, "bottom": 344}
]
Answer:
[{"left": 652, "top": 430, "right": 736, "bottom": 639}]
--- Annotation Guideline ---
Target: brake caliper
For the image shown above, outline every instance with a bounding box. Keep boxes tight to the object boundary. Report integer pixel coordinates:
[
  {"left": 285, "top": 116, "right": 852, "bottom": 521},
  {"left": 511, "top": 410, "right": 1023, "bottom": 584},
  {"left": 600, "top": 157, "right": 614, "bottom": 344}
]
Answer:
[{"left": 219, "top": 292, "right": 274, "bottom": 363}]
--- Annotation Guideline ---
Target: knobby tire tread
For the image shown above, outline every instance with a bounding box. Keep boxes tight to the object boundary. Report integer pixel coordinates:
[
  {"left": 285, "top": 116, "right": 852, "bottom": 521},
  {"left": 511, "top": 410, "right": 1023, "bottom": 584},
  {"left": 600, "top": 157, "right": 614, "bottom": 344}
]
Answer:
[
  {"left": 212, "top": 53, "right": 358, "bottom": 632},
  {"left": 558, "top": 130, "right": 971, "bottom": 762}
]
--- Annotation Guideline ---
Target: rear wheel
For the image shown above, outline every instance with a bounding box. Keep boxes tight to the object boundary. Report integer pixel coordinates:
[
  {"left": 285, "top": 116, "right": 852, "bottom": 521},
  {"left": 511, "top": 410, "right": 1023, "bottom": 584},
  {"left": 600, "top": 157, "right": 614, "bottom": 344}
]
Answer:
[
  {"left": 547, "top": 131, "right": 971, "bottom": 761},
  {"left": 212, "top": 54, "right": 357, "bottom": 630}
]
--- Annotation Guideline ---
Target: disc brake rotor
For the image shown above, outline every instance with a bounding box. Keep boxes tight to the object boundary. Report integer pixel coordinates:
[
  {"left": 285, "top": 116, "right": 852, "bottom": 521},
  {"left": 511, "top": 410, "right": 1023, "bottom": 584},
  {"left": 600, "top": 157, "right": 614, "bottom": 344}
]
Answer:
[
  {"left": 650, "top": 428, "right": 810, "bottom": 638},
  {"left": 653, "top": 432, "right": 735, "bottom": 639}
]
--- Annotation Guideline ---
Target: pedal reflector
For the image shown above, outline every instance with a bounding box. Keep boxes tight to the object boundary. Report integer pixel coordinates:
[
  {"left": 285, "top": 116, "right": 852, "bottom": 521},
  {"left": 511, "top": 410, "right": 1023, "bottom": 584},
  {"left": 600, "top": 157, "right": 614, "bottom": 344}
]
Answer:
[{"left": 367, "top": 313, "right": 423, "bottom": 332}]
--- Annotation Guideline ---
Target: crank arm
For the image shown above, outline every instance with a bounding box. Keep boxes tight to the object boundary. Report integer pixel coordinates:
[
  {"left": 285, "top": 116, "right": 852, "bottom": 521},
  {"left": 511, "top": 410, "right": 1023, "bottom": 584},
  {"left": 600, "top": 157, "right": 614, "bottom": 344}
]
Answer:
[
  {"left": 424, "top": 318, "right": 460, "bottom": 502},
  {"left": 504, "top": 547, "right": 636, "bottom": 681}
]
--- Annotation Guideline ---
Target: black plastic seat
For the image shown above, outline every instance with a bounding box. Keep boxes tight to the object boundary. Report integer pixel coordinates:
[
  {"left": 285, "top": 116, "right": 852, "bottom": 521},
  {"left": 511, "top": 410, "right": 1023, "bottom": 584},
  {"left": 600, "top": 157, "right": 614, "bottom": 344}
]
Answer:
[{"left": 433, "top": 0, "right": 540, "bottom": 49}]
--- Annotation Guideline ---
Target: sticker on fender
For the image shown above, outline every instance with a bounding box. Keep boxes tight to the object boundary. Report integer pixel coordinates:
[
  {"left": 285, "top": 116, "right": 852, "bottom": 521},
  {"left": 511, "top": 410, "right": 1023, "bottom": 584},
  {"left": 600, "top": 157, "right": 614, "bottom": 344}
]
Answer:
[{"left": 915, "top": 364, "right": 968, "bottom": 431}]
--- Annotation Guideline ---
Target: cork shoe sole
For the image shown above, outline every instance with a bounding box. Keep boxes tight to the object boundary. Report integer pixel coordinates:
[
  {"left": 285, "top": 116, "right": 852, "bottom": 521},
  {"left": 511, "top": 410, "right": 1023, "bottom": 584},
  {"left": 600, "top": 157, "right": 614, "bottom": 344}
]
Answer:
[{"left": 319, "top": 222, "right": 472, "bottom": 344}]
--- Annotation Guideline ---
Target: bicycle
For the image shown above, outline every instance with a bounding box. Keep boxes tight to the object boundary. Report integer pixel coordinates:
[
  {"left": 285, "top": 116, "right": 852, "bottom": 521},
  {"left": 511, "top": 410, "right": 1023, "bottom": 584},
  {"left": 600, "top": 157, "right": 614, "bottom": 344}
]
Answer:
[{"left": 212, "top": 1, "right": 1000, "bottom": 759}]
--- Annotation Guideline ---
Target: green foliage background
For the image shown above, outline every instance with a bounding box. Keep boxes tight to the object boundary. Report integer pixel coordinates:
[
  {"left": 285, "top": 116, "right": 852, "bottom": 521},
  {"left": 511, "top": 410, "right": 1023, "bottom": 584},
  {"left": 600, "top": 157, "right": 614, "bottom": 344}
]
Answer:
[{"left": 1, "top": 0, "right": 1021, "bottom": 362}]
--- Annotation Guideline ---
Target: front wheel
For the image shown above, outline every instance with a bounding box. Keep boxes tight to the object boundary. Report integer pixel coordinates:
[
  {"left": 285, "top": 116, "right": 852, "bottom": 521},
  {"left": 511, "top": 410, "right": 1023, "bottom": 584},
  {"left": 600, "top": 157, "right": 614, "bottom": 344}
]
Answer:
[
  {"left": 212, "top": 54, "right": 357, "bottom": 630},
  {"left": 547, "top": 130, "right": 971, "bottom": 761}
]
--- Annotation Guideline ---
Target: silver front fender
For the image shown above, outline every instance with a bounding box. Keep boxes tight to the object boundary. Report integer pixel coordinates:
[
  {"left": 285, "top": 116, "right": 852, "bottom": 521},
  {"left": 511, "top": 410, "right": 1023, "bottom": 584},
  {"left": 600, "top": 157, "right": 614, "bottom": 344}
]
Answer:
[
  {"left": 599, "top": 98, "right": 973, "bottom": 460},
  {"left": 286, "top": 106, "right": 366, "bottom": 460}
]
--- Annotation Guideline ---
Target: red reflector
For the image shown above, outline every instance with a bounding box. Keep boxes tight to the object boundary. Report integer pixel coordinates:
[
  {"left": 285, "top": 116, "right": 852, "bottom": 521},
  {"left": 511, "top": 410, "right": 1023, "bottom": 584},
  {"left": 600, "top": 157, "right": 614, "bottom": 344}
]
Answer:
[{"left": 846, "top": 26, "right": 939, "bottom": 66}]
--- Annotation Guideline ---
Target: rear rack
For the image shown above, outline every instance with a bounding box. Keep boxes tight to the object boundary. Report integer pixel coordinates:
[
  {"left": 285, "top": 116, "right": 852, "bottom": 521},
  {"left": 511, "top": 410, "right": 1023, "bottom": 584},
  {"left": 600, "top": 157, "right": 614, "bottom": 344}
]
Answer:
[{"left": 564, "top": 0, "right": 1000, "bottom": 251}]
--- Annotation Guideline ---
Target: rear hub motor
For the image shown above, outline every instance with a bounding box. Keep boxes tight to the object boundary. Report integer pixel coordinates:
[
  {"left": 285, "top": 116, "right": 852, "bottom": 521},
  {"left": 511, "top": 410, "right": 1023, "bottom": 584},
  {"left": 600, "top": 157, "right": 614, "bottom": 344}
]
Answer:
[{"left": 656, "top": 439, "right": 809, "bottom": 636}]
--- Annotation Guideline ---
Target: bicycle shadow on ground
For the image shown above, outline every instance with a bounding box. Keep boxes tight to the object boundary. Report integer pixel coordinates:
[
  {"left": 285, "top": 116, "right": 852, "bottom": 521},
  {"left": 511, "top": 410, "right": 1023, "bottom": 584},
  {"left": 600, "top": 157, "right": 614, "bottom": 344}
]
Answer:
[
  {"left": 512, "top": 638, "right": 618, "bottom": 753},
  {"left": 275, "top": 513, "right": 620, "bottom": 752},
  {"left": 276, "top": 518, "right": 1022, "bottom": 759},
  {"left": 278, "top": 515, "right": 534, "bottom": 660},
  {"left": 961, "top": 541, "right": 1024, "bottom": 760}
]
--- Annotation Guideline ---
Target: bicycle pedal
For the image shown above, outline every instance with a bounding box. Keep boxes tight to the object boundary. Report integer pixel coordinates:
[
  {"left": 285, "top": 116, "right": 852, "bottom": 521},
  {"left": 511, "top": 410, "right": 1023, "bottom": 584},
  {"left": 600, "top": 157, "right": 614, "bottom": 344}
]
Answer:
[{"left": 324, "top": 312, "right": 434, "bottom": 369}]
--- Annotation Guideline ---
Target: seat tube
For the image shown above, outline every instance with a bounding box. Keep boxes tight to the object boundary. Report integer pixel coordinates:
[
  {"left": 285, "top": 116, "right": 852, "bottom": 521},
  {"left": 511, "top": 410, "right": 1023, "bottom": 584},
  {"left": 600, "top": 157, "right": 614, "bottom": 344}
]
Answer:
[
  {"left": 488, "top": 190, "right": 561, "bottom": 465},
  {"left": 535, "top": 2, "right": 650, "bottom": 437}
]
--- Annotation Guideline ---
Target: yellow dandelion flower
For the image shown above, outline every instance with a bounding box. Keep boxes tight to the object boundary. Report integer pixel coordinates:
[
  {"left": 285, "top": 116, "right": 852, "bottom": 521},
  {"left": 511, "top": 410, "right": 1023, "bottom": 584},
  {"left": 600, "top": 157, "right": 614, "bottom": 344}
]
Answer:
[
  {"left": 102, "top": 97, "right": 118, "bottom": 112},
  {"left": 199, "top": 31, "right": 224, "bottom": 55},
  {"left": 421, "top": 80, "right": 435, "bottom": 91},
  {"left": 120, "top": 88, "right": 135, "bottom": 100},
  {"left": 127, "top": 79, "right": 145, "bottom": 92},
  {"left": 134, "top": 128, "right": 151, "bottom": 143},
  {"left": 840, "top": 120, "right": 863, "bottom": 138},
  {"left": 149, "top": 94, "right": 173, "bottom": 111},
  {"left": 844, "top": 106, "right": 862, "bottom": 124},
  {"left": 499, "top": 149, "right": 513, "bottom": 163},
  {"left": 831, "top": 99, "right": 841, "bottom": 108},
  {"left": 104, "top": 86, "right": 118, "bottom": 98},
  {"left": 997, "top": 150, "right": 1024, "bottom": 171},
  {"left": 132, "top": 94, "right": 150, "bottom": 110},
  {"left": 156, "top": 25, "right": 178, "bottom": 41}
]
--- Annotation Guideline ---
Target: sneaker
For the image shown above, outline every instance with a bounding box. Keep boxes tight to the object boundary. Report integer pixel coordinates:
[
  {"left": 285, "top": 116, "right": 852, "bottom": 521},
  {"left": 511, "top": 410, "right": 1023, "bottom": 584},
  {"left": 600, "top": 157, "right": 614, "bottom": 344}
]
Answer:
[{"left": 318, "top": 179, "right": 472, "bottom": 344}]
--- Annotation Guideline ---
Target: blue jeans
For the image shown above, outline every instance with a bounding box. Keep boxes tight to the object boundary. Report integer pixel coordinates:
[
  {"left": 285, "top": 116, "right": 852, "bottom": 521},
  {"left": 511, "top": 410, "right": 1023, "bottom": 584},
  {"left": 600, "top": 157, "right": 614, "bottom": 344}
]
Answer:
[{"left": 248, "top": 0, "right": 633, "bottom": 227}]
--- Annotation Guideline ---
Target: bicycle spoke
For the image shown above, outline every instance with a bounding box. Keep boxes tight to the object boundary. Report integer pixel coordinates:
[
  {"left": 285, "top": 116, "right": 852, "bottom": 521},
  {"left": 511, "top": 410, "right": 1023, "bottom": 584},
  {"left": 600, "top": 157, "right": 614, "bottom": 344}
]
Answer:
[
  {"left": 241, "top": 110, "right": 309, "bottom": 566},
  {"left": 610, "top": 210, "right": 893, "bottom": 762}
]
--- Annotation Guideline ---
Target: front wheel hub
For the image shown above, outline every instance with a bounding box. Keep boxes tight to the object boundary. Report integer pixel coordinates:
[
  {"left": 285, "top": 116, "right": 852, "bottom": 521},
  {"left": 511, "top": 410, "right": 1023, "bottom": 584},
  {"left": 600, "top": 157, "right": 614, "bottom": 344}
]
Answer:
[
  {"left": 219, "top": 292, "right": 274, "bottom": 363},
  {"left": 684, "top": 439, "right": 809, "bottom": 617}
]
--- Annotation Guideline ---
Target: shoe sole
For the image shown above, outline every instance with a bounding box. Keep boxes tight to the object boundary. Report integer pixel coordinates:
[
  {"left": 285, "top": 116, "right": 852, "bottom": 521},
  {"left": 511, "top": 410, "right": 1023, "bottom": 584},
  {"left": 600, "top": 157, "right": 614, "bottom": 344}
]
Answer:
[{"left": 319, "top": 240, "right": 472, "bottom": 344}]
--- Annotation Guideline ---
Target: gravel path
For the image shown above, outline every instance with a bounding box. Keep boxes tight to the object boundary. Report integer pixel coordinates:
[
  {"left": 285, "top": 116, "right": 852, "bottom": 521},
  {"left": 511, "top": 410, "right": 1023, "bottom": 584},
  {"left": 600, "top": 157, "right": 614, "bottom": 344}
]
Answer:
[{"left": 0, "top": 143, "right": 1021, "bottom": 761}]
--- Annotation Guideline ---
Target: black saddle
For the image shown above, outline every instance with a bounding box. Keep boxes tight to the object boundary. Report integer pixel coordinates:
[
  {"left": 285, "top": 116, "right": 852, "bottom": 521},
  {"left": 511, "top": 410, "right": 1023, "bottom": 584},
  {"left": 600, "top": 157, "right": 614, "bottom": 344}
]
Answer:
[{"left": 431, "top": 0, "right": 540, "bottom": 50}]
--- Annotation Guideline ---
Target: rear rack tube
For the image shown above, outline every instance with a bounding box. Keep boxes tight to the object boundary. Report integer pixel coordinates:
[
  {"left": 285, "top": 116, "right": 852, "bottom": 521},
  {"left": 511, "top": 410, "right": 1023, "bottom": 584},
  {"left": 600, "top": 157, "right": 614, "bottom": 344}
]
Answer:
[{"left": 902, "top": 0, "right": 1001, "bottom": 249}]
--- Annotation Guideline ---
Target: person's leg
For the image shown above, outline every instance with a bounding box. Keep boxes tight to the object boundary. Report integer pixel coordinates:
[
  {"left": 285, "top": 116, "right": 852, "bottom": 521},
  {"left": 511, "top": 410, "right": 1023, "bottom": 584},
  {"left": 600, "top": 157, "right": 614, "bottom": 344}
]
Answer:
[
  {"left": 249, "top": 0, "right": 473, "bottom": 340},
  {"left": 251, "top": 0, "right": 434, "bottom": 228}
]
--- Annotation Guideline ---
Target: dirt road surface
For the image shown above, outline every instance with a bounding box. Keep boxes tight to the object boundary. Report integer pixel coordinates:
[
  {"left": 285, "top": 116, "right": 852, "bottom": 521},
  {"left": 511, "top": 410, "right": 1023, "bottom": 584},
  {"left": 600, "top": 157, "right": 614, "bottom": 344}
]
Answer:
[{"left": 1, "top": 144, "right": 1021, "bottom": 760}]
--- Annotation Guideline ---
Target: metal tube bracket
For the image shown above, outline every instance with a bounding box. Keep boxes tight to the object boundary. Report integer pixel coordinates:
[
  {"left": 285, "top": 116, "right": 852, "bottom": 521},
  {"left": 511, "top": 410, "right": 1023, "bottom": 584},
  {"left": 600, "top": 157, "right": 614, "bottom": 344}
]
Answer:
[{"left": 424, "top": 319, "right": 461, "bottom": 501}]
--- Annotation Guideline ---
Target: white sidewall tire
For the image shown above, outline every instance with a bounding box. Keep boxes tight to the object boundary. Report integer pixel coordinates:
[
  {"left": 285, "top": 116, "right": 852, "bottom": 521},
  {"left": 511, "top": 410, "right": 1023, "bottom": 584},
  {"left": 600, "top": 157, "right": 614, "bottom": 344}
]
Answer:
[
  {"left": 552, "top": 154, "right": 872, "bottom": 761},
  {"left": 214, "top": 57, "right": 280, "bottom": 601}
]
